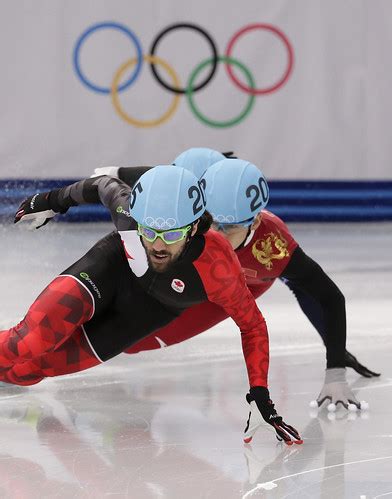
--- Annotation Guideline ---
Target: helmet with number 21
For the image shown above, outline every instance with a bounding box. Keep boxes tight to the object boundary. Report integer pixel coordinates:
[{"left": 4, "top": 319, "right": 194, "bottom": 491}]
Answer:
[{"left": 130, "top": 165, "right": 206, "bottom": 231}]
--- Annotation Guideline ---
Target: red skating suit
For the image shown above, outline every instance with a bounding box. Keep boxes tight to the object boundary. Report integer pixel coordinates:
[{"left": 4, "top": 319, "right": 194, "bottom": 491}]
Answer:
[{"left": 125, "top": 210, "right": 298, "bottom": 383}]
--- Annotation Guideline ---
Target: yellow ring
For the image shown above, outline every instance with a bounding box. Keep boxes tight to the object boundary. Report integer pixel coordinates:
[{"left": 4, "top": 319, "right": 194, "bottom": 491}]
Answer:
[{"left": 111, "top": 55, "right": 181, "bottom": 128}]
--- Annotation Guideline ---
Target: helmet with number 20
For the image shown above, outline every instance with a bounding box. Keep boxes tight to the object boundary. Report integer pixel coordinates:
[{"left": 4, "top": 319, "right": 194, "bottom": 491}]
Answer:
[
  {"left": 202, "top": 159, "right": 269, "bottom": 225},
  {"left": 130, "top": 165, "right": 206, "bottom": 230}
]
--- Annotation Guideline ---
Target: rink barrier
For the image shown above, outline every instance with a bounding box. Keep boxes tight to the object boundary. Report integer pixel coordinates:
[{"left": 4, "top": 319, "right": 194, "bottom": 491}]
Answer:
[{"left": 1, "top": 179, "right": 392, "bottom": 222}]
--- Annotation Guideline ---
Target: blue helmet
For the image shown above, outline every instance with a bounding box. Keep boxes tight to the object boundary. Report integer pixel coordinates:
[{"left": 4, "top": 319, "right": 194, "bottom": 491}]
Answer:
[
  {"left": 202, "top": 159, "right": 269, "bottom": 224},
  {"left": 172, "top": 147, "right": 226, "bottom": 179},
  {"left": 130, "top": 165, "right": 206, "bottom": 229}
]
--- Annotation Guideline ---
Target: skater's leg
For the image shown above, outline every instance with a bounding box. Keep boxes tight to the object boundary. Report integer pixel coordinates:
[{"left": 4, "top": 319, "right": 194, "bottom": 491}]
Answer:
[{"left": 0, "top": 276, "right": 93, "bottom": 367}]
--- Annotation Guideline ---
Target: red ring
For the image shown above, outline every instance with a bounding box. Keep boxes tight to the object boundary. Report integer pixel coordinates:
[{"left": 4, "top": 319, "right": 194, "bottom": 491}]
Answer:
[{"left": 225, "top": 23, "right": 294, "bottom": 95}]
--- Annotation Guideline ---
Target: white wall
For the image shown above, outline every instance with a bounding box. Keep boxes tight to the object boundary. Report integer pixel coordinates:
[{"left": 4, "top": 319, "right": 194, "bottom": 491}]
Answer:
[{"left": 0, "top": 0, "right": 391, "bottom": 179}]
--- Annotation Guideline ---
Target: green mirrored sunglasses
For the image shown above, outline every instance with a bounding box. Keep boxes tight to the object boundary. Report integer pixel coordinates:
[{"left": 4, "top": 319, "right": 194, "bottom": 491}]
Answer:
[{"left": 137, "top": 224, "right": 192, "bottom": 245}]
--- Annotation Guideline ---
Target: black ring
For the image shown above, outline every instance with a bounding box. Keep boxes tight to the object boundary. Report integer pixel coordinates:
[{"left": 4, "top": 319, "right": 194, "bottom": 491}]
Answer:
[{"left": 149, "top": 23, "right": 219, "bottom": 95}]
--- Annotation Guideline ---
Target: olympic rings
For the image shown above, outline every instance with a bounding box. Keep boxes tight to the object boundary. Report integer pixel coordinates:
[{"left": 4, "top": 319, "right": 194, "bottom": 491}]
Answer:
[
  {"left": 143, "top": 217, "right": 177, "bottom": 230},
  {"left": 186, "top": 56, "right": 255, "bottom": 128},
  {"left": 149, "top": 23, "right": 218, "bottom": 94},
  {"left": 111, "top": 55, "right": 181, "bottom": 128},
  {"left": 225, "top": 24, "right": 294, "bottom": 95},
  {"left": 73, "top": 21, "right": 294, "bottom": 127},
  {"left": 73, "top": 22, "right": 143, "bottom": 95},
  {"left": 213, "top": 214, "right": 236, "bottom": 223}
]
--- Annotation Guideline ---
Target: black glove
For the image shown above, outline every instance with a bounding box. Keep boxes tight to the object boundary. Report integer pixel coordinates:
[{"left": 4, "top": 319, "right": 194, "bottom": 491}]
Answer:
[
  {"left": 345, "top": 350, "right": 380, "bottom": 378},
  {"left": 221, "top": 151, "right": 238, "bottom": 159},
  {"left": 244, "top": 386, "right": 303, "bottom": 445},
  {"left": 14, "top": 192, "right": 65, "bottom": 229}
]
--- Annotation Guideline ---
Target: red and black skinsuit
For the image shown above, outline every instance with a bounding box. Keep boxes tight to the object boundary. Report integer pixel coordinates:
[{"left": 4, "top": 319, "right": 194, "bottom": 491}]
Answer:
[
  {"left": 0, "top": 176, "right": 269, "bottom": 388},
  {"left": 125, "top": 210, "right": 346, "bottom": 369}
]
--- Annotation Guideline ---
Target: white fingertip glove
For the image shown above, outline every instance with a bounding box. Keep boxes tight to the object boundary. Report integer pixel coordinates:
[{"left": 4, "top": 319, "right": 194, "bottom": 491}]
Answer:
[
  {"left": 316, "top": 368, "right": 361, "bottom": 410},
  {"left": 19, "top": 210, "right": 57, "bottom": 230},
  {"left": 14, "top": 193, "right": 61, "bottom": 229},
  {"left": 244, "top": 387, "right": 303, "bottom": 445},
  {"left": 90, "top": 166, "right": 120, "bottom": 178}
]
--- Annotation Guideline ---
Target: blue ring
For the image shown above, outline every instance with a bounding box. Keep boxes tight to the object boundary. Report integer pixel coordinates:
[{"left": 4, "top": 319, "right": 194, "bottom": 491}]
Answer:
[{"left": 73, "top": 22, "right": 143, "bottom": 95}]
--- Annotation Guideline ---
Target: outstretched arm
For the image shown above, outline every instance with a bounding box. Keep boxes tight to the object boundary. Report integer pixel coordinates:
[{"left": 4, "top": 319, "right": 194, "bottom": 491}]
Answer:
[
  {"left": 194, "top": 231, "right": 302, "bottom": 444},
  {"left": 14, "top": 176, "right": 134, "bottom": 231},
  {"left": 281, "top": 246, "right": 346, "bottom": 369},
  {"left": 281, "top": 246, "right": 374, "bottom": 410},
  {"left": 280, "top": 246, "right": 379, "bottom": 377}
]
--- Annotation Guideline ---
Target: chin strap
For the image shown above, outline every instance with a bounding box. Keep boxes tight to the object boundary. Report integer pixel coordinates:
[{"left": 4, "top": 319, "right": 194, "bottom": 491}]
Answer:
[
  {"left": 244, "top": 229, "right": 255, "bottom": 247},
  {"left": 235, "top": 228, "right": 254, "bottom": 250}
]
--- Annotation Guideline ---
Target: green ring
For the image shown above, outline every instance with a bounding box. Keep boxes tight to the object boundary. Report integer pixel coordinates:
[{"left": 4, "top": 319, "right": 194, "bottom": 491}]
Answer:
[{"left": 185, "top": 55, "right": 256, "bottom": 128}]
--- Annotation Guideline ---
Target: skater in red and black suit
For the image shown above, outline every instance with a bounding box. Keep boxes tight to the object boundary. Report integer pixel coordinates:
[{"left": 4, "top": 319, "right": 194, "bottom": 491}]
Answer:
[
  {"left": 93, "top": 148, "right": 379, "bottom": 383},
  {"left": 0, "top": 163, "right": 302, "bottom": 445},
  {"left": 94, "top": 149, "right": 377, "bottom": 429}
]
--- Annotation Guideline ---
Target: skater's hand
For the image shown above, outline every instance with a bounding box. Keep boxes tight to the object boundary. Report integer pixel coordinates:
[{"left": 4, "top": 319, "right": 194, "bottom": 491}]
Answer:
[
  {"left": 14, "top": 192, "right": 59, "bottom": 229},
  {"left": 244, "top": 386, "right": 303, "bottom": 445},
  {"left": 314, "top": 368, "right": 369, "bottom": 411},
  {"left": 90, "top": 166, "right": 120, "bottom": 178},
  {"left": 345, "top": 350, "right": 380, "bottom": 378}
]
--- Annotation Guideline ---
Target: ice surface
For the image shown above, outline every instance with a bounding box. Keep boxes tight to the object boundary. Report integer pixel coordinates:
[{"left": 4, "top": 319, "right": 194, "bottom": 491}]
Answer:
[{"left": 1, "top": 221, "right": 392, "bottom": 498}]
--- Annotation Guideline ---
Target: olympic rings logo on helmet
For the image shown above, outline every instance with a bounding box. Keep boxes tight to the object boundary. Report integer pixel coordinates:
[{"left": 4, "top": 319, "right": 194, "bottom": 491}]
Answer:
[
  {"left": 213, "top": 214, "right": 236, "bottom": 224},
  {"left": 143, "top": 217, "right": 178, "bottom": 230},
  {"left": 73, "top": 21, "right": 294, "bottom": 129}
]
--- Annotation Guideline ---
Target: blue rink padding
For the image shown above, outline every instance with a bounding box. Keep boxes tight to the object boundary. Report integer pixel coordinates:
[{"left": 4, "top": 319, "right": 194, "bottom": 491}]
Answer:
[{"left": 1, "top": 179, "right": 392, "bottom": 222}]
